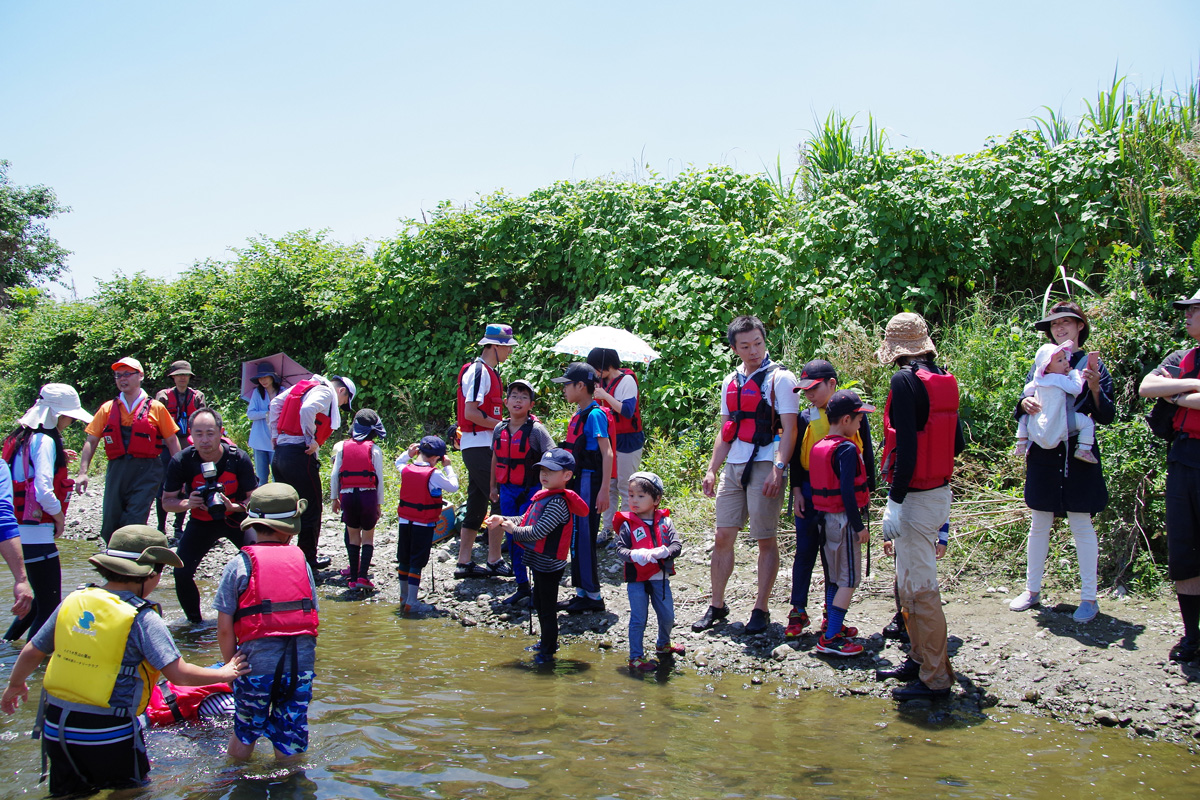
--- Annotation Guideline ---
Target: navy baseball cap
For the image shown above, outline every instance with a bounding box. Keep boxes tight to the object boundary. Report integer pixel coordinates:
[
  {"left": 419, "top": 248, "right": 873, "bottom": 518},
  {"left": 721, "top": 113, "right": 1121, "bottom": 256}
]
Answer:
[
  {"left": 795, "top": 359, "right": 837, "bottom": 391},
  {"left": 418, "top": 435, "right": 447, "bottom": 457},
  {"left": 535, "top": 448, "right": 576, "bottom": 471},
  {"left": 826, "top": 390, "right": 875, "bottom": 418},
  {"left": 551, "top": 363, "right": 596, "bottom": 384}
]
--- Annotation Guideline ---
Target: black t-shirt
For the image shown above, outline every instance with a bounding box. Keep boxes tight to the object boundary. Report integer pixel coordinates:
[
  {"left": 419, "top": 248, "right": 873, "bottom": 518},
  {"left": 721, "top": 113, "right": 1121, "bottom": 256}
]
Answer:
[{"left": 164, "top": 444, "right": 258, "bottom": 523}]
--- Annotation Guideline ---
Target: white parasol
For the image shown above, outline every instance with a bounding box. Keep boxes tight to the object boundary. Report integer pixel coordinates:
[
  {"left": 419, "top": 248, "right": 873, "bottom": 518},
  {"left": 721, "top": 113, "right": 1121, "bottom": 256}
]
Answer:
[{"left": 550, "top": 326, "right": 660, "bottom": 366}]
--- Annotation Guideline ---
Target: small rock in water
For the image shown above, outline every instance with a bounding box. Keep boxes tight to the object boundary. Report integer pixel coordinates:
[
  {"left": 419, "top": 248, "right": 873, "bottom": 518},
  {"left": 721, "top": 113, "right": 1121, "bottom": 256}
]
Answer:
[
  {"left": 598, "top": 638, "right": 613, "bottom": 649},
  {"left": 875, "top": 722, "right": 888, "bottom": 729},
  {"left": 460, "top": 616, "right": 478, "bottom": 628},
  {"left": 1024, "top": 689, "right": 1040, "bottom": 704},
  {"left": 751, "top": 675, "right": 764, "bottom": 685},
  {"left": 1094, "top": 709, "right": 1120, "bottom": 726}
]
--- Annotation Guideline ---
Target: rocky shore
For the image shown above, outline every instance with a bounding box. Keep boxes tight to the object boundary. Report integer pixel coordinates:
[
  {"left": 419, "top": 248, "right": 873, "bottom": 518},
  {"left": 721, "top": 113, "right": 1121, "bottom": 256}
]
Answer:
[{"left": 59, "top": 482, "right": 1200, "bottom": 750}]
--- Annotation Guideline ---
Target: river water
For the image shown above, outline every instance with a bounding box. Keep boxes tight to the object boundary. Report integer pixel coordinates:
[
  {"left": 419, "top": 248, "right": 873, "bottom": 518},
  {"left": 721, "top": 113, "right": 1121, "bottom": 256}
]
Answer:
[{"left": 0, "top": 541, "right": 1197, "bottom": 799}]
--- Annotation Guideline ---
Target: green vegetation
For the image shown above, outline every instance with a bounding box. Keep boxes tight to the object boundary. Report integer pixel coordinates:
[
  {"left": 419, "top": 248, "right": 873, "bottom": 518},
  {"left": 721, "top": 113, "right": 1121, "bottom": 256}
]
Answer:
[{"left": 2, "top": 70, "right": 1198, "bottom": 594}]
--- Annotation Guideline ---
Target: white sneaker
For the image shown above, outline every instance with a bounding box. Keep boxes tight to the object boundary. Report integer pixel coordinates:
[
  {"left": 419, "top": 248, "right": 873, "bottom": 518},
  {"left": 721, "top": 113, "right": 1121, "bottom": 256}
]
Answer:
[{"left": 1008, "top": 590, "right": 1040, "bottom": 612}]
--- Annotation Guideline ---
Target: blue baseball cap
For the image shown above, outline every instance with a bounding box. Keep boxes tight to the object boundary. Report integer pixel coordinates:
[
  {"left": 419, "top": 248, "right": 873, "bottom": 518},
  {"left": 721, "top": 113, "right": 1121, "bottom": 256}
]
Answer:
[
  {"left": 535, "top": 448, "right": 576, "bottom": 471},
  {"left": 418, "top": 435, "right": 447, "bottom": 457}
]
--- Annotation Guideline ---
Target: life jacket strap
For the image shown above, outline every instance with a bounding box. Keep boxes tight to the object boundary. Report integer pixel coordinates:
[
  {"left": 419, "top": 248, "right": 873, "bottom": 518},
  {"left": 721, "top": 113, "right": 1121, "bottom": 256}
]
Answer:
[{"left": 233, "top": 597, "right": 314, "bottom": 621}]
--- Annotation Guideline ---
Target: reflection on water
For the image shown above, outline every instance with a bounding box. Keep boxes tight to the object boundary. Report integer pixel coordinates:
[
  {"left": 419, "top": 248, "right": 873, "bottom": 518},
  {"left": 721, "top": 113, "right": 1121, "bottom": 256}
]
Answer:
[{"left": 0, "top": 541, "right": 1197, "bottom": 799}]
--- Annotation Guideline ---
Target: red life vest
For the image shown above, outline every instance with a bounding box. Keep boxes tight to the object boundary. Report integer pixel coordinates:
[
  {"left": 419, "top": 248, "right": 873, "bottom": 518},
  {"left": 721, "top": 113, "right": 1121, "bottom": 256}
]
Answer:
[
  {"left": 338, "top": 440, "right": 378, "bottom": 490},
  {"left": 720, "top": 363, "right": 781, "bottom": 446},
  {"left": 102, "top": 395, "right": 164, "bottom": 459},
  {"left": 494, "top": 416, "right": 540, "bottom": 488},
  {"left": 397, "top": 462, "right": 442, "bottom": 524},
  {"left": 277, "top": 380, "right": 333, "bottom": 446},
  {"left": 164, "top": 388, "right": 200, "bottom": 432},
  {"left": 881, "top": 365, "right": 959, "bottom": 491},
  {"left": 602, "top": 370, "right": 643, "bottom": 435},
  {"left": 456, "top": 359, "right": 504, "bottom": 434},
  {"left": 518, "top": 488, "right": 589, "bottom": 562},
  {"left": 146, "top": 681, "right": 231, "bottom": 726},
  {"left": 2, "top": 434, "right": 72, "bottom": 525},
  {"left": 1173, "top": 348, "right": 1200, "bottom": 439},
  {"left": 564, "top": 403, "right": 612, "bottom": 475},
  {"left": 615, "top": 509, "right": 675, "bottom": 582},
  {"left": 232, "top": 543, "right": 319, "bottom": 642},
  {"left": 185, "top": 451, "right": 241, "bottom": 523},
  {"left": 809, "top": 435, "right": 870, "bottom": 513}
]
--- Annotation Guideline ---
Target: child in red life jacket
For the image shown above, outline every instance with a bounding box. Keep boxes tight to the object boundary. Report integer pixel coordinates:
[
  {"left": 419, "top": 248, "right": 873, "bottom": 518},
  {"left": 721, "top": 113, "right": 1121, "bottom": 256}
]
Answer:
[
  {"left": 489, "top": 380, "right": 556, "bottom": 607},
  {"left": 215, "top": 484, "right": 319, "bottom": 763},
  {"left": 395, "top": 436, "right": 459, "bottom": 614},
  {"left": 809, "top": 391, "right": 875, "bottom": 658},
  {"left": 330, "top": 409, "right": 387, "bottom": 591},
  {"left": 486, "top": 448, "right": 589, "bottom": 665},
  {"left": 551, "top": 363, "right": 613, "bottom": 615},
  {"left": 614, "top": 471, "right": 684, "bottom": 672}
]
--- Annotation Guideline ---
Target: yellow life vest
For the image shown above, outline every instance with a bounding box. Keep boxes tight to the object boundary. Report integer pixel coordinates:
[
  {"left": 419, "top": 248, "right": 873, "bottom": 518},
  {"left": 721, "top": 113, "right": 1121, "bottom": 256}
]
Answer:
[
  {"left": 43, "top": 587, "right": 161, "bottom": 715},
  {"left": 800, "top": 407, "right": 863, "bottom": 471}
]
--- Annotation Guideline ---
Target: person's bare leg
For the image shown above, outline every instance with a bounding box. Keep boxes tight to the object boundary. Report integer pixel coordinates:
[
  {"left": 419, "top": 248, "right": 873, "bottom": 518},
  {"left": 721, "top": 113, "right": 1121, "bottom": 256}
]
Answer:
[
  {"left": 487, "top": 525, "right": 503, "bottom": 563},
  {"left": 273, "top": 748, "right": 304, "bottom": 765},
  {"left": 709, "top": 526, "right": 739, "bottom": 608},
  {"left": 227, "top": 735, "right": 255, "bottom": 761},
  {"left": 457, "top": 528, "right": 478, "bottom": 566},
  {"left": 754, "top": 536, "right": 780, "bottom": 611}
]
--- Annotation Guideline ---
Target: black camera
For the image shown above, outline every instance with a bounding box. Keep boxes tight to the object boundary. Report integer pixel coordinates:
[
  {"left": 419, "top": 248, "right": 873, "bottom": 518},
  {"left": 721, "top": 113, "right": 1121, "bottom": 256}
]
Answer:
[{"left": 198, "top": 461, "right": 225, "bottom": 520}]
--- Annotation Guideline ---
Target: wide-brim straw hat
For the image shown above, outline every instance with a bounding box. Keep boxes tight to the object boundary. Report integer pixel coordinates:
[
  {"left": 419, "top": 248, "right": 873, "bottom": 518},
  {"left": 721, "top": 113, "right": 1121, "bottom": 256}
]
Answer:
[
  {"left": 18, "top": 383, "right": 94, "bottom": 428},
  {"left": 89, "top": 525, "right": 183, "bottom": 577},
  {"left": 240, "top": 483, "right": 307, "bottom": 535},
  {"left": 876, "top": 313, "right": 937, "bottom": 365}
]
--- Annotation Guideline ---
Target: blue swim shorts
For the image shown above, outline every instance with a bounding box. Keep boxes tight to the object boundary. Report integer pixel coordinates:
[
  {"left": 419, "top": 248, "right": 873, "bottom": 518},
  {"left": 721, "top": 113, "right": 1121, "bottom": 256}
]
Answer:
[{"left": 232, "top": 670, "right": 315, "bottom": 755}]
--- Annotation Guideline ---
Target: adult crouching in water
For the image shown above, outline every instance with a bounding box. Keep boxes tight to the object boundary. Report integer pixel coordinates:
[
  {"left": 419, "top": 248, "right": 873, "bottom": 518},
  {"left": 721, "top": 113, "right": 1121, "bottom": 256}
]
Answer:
[
  {"left": 155, "top": 360, "right": 206, "bottom": 539},
  {"left": 587, "top": 347, "right": 645, "bottom": 543},
  {"left": 77, "top": 357, "right": 182, "bottom": 543},
  {"left": 1007, "top": 301, "right": 1113, "bottom": 623},
  {"left": 875, "top": 313, "right": 964, "bottom": 700},
  {"left": 1138, "top": 289, "right": 1200, "bottom": 663},
  {"left": 2, "top": 384, "right": 92, "bottom": 641},
  {"left": 268, "top": 374, "right": 356, "bottom": 571},
  {"left": 161, "top": 408, "right": 257, "bottom": 623},
  {"left": 454, "top": 323, "right": 517, "bottom": 579}
]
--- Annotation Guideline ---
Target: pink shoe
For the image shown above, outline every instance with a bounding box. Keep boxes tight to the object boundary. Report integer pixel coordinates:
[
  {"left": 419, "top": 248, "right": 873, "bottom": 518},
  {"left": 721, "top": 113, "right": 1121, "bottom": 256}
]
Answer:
[
  {"left": 356, "top": 577, "right": 376, "bottom": 591},
  {"left": 1074, "top": 447, "right": 1099, "bottom": 464},
  {"left": 340, "top": 567, "right": 352, "bottom": 577}
]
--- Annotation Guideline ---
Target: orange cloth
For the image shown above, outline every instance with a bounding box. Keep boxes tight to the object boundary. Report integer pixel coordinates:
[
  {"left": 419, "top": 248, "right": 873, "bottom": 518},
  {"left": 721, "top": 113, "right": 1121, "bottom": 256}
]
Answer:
[{"left": 85, "top": 395, "right": 180, "bottom": 441}]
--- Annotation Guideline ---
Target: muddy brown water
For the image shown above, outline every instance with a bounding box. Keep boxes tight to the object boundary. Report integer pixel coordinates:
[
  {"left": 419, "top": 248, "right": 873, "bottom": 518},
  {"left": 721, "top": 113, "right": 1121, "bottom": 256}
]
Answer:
[{"left": 1, "top": 540, "right": 1198, "bottom": 799}]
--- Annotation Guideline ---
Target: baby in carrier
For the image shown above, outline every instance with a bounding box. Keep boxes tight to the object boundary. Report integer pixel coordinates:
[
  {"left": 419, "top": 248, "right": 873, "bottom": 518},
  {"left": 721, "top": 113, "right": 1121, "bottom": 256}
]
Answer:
[{"left": 1015, "top": 340, "right": 1097, "bottom": 463}]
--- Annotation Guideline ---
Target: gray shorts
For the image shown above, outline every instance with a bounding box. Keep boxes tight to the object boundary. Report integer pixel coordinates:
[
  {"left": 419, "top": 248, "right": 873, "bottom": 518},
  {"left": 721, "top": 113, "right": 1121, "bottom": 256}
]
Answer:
[
  {"left": 821, "top": 511, "right": 862, "bottom": 589},
  {"left": 714, "top": 461, "right": 785, "bottom": 540}
]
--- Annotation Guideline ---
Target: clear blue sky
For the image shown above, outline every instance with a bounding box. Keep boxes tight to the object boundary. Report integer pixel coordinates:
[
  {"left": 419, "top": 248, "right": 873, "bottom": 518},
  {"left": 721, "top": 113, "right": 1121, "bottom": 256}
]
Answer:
[{"left": 2, "top": 1, "right": 1197, "bottom": 297}]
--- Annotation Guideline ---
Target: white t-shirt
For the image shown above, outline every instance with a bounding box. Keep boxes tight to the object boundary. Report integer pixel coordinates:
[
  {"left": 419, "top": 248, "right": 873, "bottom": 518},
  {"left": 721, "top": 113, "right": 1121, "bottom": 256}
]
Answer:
[
  {"left": 459, "top": 360, "right": 499, "bottom": 451},
  {"left": 718, "top": 361, "right": 799, "bottom": 465}
]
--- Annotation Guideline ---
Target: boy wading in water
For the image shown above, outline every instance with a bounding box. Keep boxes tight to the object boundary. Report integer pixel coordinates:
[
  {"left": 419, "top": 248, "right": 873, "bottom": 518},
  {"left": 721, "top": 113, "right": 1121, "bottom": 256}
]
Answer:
[{"left": 487, "top": 448, "right": 589, "bottom": 665}]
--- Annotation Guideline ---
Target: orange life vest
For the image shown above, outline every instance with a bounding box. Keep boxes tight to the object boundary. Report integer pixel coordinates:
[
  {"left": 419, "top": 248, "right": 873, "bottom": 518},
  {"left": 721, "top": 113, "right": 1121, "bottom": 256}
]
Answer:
[
  {"left": 518, "top": 488, "right": 589, "bottom": 562},
  {"left": 456, "top": 359, "right": 504, "bottom": 434},
  {"left": 277, "top": 380, "right": 333, "bottom": 446},
  {"left": 2, "top": 434, "right": 72, "bottom": 525},
  {"left": 397, "top": 462, "right": 442, "bottom": 524},
  {"left": 809, "top": 435, "right": 870, "bottom": 513},
  {"left": 881, "top": 365, "right": 959, "bottom": 491},
  {"left": 494, "top": 416, "right": 540, "bottom": 488},
  {"left": 232, "top": 543, "right": 319, "bottom": 642},
  {"left": 721, "top": 363, "right": 781, "bottom": 446},
  {"left": 102, "top": 395, "right": 163, "bottom": 459},
  {"left": 602, "top": 369, "right": 643, "bottom": 435},
  {"left": 615, "top": 509, "right": 675, "bottom": 582},
  {"left": 338, "top": 440, "right": 378, "bottom": 490}
]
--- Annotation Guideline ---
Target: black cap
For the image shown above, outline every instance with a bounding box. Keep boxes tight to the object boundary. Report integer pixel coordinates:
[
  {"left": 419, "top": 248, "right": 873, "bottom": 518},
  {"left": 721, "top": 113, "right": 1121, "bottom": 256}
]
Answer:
[
  {"left": 418, "top": 435, "right": 446, "bottom": 457},
  {"left": 550, "top": 363, "right": 596, "bottom": 384},
  {"left": 535, "top": 448, "right": 576, "bottom": 471},
  {"left": 826, "top": 390, "right": 875, "bottom": 418},
  {"left": 795, "top": 359, "right": 838, "bottom": 391}
]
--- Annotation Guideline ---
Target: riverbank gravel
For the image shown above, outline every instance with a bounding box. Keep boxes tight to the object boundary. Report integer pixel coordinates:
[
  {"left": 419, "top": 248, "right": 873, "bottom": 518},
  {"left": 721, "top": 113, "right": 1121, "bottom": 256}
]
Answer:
[{"left": 56, "top": 481, "right": 1200, "bottom": 751}]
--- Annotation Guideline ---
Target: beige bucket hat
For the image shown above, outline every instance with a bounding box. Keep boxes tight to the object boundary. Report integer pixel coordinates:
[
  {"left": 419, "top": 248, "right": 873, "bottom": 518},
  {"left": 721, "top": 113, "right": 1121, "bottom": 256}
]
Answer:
[{"left": 876, "top": 312, "right": 937, "bottom": 365}]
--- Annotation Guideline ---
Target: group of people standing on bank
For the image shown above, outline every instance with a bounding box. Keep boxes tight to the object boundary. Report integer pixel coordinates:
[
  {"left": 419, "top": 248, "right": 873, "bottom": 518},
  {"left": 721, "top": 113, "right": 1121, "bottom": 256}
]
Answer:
[{"left": 4, "top": 290, "right": 1200, "bottom": 791}]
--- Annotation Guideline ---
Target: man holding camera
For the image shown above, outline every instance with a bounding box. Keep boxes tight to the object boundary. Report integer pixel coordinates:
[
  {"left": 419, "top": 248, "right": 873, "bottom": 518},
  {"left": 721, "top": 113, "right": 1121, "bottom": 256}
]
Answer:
[{"left": 161, "top": 407, "right": 257, "bottom": 623}]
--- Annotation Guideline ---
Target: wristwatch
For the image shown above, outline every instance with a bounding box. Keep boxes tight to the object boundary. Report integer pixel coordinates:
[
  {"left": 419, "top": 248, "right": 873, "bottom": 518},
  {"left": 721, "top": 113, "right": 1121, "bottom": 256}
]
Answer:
[{"left": 773, "top": 461, "right": 786, "bottom": 470}]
